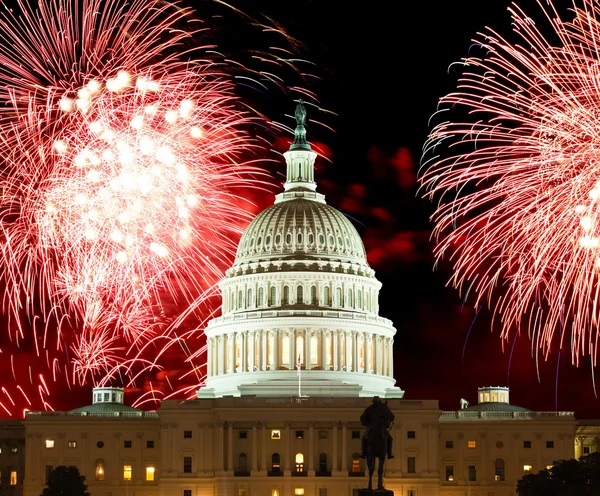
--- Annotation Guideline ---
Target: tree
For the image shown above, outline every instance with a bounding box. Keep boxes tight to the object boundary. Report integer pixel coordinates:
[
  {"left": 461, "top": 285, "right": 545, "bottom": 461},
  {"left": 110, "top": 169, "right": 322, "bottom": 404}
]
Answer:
[
  {"left": 41, "top": 466, "right": 90, "bottom": 496},
  {"left": 517, "top": 452, "right": 600, "bottom": 496}
]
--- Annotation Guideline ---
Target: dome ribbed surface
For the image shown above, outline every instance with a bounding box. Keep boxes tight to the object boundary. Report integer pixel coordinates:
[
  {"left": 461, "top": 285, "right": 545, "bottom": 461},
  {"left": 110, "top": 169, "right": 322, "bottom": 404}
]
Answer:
[
  {"left": 464, "top": 402, "right": 531, "bottom": 413},
  {"left": 234, "top": 198, "right": 367, "bottom": 265},
  {"left": 70, "top": 402, "right": 145, "bottom": 414}
]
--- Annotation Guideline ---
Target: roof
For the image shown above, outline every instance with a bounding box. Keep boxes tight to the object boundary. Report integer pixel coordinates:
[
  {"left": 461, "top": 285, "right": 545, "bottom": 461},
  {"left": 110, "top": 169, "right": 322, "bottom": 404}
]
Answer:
[
  {"left": 69, "top": 402, "right": 148, "bottom": 415},
  {"left": 463, "top": 402, "right": 531, "bottom": 413}
]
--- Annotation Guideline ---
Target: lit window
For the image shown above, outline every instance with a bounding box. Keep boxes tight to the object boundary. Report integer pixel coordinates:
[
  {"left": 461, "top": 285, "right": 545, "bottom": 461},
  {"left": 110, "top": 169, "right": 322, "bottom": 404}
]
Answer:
[
  {"left": 45, "top": 440, "right": 54, "bottom": 449},
  {"left": 445, "top": 465, "right": 454, "bottom": 482},
  {"left": 10, "top": 447, "right": 17, "bottom": 454},
  {"left": 352, "top": 454, "right": 361, "bottom": 473},
  {"left": 271, "top": 430, "right": 281, "bottom": 440},
  {"left": 468, "top": 440, "right": 476, "bottom": 449},
  {"left": 95, "top": 459, "right": 105, "bottom": 481},
  {"left": 10, "top": 471, "right": 16, "bottom": 485},
  {"left": 546, "top": 465, "right": 553, "bottom": 470},
  {"left": 523, "top": 464, "right": 532, "bottom": 472},
  {"left": 238, "top": 489, "right": 248, "bottom": 496},
  {"left": 68, "top": 441, "right": 77, "bottom": 448},
  {"left": 146, "top": 466, "right": 155, "bottom": 481},
  {"left": 123, "top": 465, "right": 132, "bottom": 481},
  {"left": 296, "top": 430, "right": 304, "bottom": 439},
  {"left": 295, "top": 453, "right": 304, "bottom": 473},
  {"left": 272, "top": 490, "right": 280, "bottom": 496},
  {"left": 295, "top": 489, "right": 305, "bottom": 496}
]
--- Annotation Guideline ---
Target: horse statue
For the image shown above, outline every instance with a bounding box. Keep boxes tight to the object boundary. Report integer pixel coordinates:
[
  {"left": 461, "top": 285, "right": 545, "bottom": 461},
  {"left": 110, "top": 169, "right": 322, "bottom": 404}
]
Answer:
[{"left": 360, "top": 396, "right": 395, "bottom": 492}]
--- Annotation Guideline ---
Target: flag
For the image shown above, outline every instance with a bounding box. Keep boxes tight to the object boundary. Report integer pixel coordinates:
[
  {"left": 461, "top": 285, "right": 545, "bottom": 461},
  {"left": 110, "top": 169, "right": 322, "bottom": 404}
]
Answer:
[{"left": 296, "top": 354, "right": 301, "bottom": 376}]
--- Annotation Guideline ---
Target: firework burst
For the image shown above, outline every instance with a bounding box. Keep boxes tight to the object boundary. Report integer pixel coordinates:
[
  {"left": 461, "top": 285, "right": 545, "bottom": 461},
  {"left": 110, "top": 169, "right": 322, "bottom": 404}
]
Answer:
[
  {"left": 421, "top": 0, "right": 600, "bottom": 367},
  {"left": 0, "top": 0, "right": 320, "bottom": 414}
]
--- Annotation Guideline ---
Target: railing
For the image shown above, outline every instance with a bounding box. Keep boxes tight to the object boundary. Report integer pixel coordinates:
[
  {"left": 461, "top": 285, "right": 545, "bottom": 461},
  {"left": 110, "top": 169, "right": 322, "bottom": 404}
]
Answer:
[
  {"left": 26, "top": 410, "right": 159, "bottom": 418},
  {"left": 234, "top": 471, "right": 251, "bottom": 477},
  {"left": 315, "top": 471, "right": 331, "bottom": 477},
  {"left": 267, "top": 470, "right": 283, "bottom": 477},
  {"left": 291, "top": 471, "right": 308, "bottom": 477},
  {"left": 440, "top": 410, "right": 575, "bottom": 420},
  {"left": 349, "top": 470, "right": 365, "bottom": 477}
]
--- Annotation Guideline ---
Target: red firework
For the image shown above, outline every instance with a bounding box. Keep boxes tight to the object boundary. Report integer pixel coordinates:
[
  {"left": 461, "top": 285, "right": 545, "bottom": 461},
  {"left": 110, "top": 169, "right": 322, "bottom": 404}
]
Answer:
[
  {"left": 422, "top": 0, "right": 600, "bottom": 369},
  {"left": 0, "top": 0, "right": 318, "bottom": 415}
]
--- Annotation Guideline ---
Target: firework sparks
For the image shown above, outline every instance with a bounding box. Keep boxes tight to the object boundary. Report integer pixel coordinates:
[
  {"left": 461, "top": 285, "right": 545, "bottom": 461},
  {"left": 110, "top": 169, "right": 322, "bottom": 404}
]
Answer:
[
  {"left": 0, "top": 0, "right": 321, "bottom": 415},
  {"left": 421, "top": 0, "right": 600, "bottom": 367}
]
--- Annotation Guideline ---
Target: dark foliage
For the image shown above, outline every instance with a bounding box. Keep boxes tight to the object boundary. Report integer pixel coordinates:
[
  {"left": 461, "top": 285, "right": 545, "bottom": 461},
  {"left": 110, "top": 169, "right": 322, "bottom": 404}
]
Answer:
[
  {"left": 41, "top": 466, "right": 90, "bottom": 496},
  {"left": 517, "top": 452, "right": 600, "bottom": 496}
]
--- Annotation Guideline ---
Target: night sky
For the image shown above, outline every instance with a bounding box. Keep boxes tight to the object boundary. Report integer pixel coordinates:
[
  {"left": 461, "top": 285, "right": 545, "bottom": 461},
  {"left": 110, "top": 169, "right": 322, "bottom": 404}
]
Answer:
[{"left": 1, "top": 0, "right": 599, "bottom": 418}]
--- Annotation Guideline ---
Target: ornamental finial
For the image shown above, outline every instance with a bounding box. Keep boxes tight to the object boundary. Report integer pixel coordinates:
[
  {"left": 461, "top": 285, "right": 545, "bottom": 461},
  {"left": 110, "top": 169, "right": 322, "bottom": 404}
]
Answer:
[{"left": 290, "top": 100, "right": 311, "bottom": 151}]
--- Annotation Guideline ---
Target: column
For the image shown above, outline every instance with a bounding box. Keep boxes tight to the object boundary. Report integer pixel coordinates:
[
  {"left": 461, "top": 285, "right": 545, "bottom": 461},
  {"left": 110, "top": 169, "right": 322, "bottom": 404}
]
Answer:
[
  {"left": 284, "top": 422, "right": 291, "bottom": 474},
  {"left": 333, "top": 330, "right": 339, "bottom": 371},
  {"left": 332, "top": 423, "right": 338, "bottom": 473},
  {"left": 261, "top": 424, "right": 267, "bottom": 473},
  {"left": 288, "top": 330, "right": 294, "bottom": 370},
  {"left": 248, "top": 332, "right": 255, "bottom": 371},
  {"left": 363, "top": 332, "right": 369, "bottom": 373},
  {"left": 252, "top": 423, "right": 258, "bottom": 472},
  {"left": 353, "top": 332, "right": 358, "bottom": 372},
  {"left": 273, "top": 330, "right": 279, "bottom": 370},
  {"left": 218, "top": 336, "right": 224, "bottom": 376},
  {"left": 346, "top": 333, "right": 352, "bottom": 372},
  {"left": 227, "top": 422, "right": 234, "bottom": 472},
  {"left": 322, "top": 330, "right": 328, "bottom": 370},
  {"left": 230, "top": 333, "right": 236, "bottom": 373},
  {"left": 242, "top": 331, "right": 247, "bottom": 372},
  {"left": 306, "top": 330, "right": 311, "bottom": 370},
  {"left": 388, "top": 338, "right": 394, "bottom": 376},
  {"left": 261, "top": 330, "right": 267, "bottom": 371},
  {"left": 376, "top": 337, "right": 383, "bottom": 375},
  {"left": 308, "top": 422, "right": 315, "bottom": 474},
  {"left": 341, "top": 422, "right": 347, "bottom": 473},
  {"left": 207, "top": 337, "right": 212, "bottom": 377}
]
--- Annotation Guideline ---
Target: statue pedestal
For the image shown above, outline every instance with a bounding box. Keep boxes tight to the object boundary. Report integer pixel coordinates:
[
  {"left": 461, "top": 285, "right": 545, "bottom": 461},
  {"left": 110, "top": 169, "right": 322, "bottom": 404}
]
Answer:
[{"left": 358, "top": 490, "right": 393, "bottom": 496}]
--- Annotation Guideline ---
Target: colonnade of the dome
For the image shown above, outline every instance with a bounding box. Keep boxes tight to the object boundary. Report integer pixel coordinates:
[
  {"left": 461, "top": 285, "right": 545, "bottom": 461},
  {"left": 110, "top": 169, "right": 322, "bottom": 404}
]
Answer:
[{"left": 206, "top": 327, "right": 394, "bottom": 379}]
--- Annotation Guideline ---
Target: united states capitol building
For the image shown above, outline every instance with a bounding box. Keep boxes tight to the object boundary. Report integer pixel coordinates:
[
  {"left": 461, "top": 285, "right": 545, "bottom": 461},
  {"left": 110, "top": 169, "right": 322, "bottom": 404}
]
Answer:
[{"left": 0, "top": 104, "right": 595, "bottom": 496}]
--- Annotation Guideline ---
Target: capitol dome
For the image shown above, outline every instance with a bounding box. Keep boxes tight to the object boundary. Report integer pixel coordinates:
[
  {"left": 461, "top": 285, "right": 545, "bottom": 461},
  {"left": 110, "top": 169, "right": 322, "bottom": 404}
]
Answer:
[{"left": 197, "top": 102, "right": 404, "bottom": 399}]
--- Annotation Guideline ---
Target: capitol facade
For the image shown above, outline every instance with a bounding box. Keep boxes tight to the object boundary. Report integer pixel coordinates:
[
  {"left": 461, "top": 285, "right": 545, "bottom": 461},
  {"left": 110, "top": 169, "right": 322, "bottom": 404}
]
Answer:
[{"left": 0, "top": 104, "right": 590, "bottom": 496}]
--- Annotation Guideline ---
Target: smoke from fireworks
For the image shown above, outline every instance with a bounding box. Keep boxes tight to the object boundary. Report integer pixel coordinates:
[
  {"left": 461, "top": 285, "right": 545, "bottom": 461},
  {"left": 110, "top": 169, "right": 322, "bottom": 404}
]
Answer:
[
  {"left": 421, "top": 0, "right": 600, "bottom": 368},
  {"left": 0, "top": 0, "right": 320, "bottom": 415}
]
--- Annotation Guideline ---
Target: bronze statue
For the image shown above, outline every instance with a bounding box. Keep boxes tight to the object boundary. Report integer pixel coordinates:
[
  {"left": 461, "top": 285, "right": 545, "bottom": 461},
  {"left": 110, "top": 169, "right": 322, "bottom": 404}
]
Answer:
[{"left": 360, "top": 396, "right": 394, "bottom": 492}]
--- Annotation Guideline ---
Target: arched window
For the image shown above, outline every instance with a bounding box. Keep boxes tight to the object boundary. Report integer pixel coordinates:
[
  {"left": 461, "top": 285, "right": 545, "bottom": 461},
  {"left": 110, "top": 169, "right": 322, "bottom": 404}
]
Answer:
[
  {"left": 258, "top": 287, "right": 264, "bottom": 307},
  {"left": 275, "top": 233, "right": 281, "bottom": 245},
  {"left": 238, "top": 453, "right": 248, "bottom": 472},
  {"left": 266, "top": 234, "right": 271, "bottom": 246},
  {"left": 336, "top": 287, "right": 342, "bottom": 306},
  {"left": 310, "top": 335, "right": 319, "bottom": 365},
  {"left": 347, "top": 289, "right": 353, "bottom": 308},
  {"left": 296, "top": 335, "right": 304, "bottom": 366},
  {"left": 297, "top": 232, "right": 303, "bottom": 244},
  {"left": 286, "top": 232, "right": 292, "bottom": 244},
  {"left": 319, "top": 233, "right": 325, "bottom": 245},
  {"left": 340, "top": 334, "right": 346, "bottom": 368},
  {"left": 357, "top": 290, "right": 362, "bottom": 309},
  {"left": 352, "top": 453, "right": 361, "bottom": 473},
  {"left": 270, "top": 286, "right": 276, "bottom": 306},
  {"left": 295, "top": 453, "right": 304, "bottom": 472},
  {"left": 308, "top": 232, "right": 314, "bottom": 244},
  {"left": 311, "top": 286, "right": 317, "bottom": 305},
  {"left": 296, "top": 286, "right": 303, "bottom": 305},
  {"left": 247, "top": 288, "right": 253, "bottom": 307},
  {"left": 95, "top": 459, "right": 105, "bottom": 481},
  {"left": 328, "top": 234, "right": 334, "bottom": 245},
  {"left": 271, "top": 453, "right": 281, "bottom": 473},
  {"left": 325, "top": 334, "right": 333, "bottom": 368},
  {"left": 230, "top": 292, "right": 234, "bottom": 312},
  {"left": 283, "top": 286, "right": 290, "bottom": 305},
  {"left": 238, "top": 290, "right": 243, "bottom": 309},
  {"left": 319, "top": 453, "right": 328, "bottom": 473},
  {"left": 267, "top": 333, "right": 275, "bottom": 368},
  {"left": 257, "top": 236, "right": 262, "bottom": 246},
  {"left": 281, "top": 335, "right": 290, "bottom": 366},
  {"left": 324, "top": 287, "right": 330, "bottom": 306},
  {"left": 495, "top": 458, "right": 505, "bottom": 481}
]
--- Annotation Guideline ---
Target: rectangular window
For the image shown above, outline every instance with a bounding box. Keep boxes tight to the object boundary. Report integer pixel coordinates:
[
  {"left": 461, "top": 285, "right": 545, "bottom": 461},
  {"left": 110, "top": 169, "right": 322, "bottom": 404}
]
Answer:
[
  {"left": 124, "top": 440, "right": 132, "bottom": 448},
  {"left": 68, "top": 441, "right": 77, "bottom": 448},
  {"left": 271, "top": 430, "right": 281, "bottom": 440},
  {"left": 523, "top": 464, "right": 532, "bottom": 472},
  {"left": 10, "top": 471, "right": 16, "bottom": 485},
  {"left": 319, "top": 489, "right": 328, "bottom": 496},
  {"left": 294, "top": 489, "right": 305, "bottom": 496},
  {"left": 407, "top": 430, "right": 416, "bottom": 439},
  {"left": 524, "top": 440, "right": 532, "bottom": 448},
  {"left": 445, "top": 465, "right": 454, "bottom": 482},
  {"left": 407, "top": 456, "right": 416, "bottom": 473},
  {"left": 45, "top": 465, "right": 53, "bottom": 482},
  {"left": 123, "top": 465, "right": 132, "bottom": 481},
  {"left": 351, "top": 430, "right": 360, "bottom": 439},
  {"left": 10, "top": 447, "right": 17, "bottom": 454},
  {"left": 183, "top": 456, "right": 192, "bottom": 473},
  {"left": 296, "top": 430, "right": 304, "bottom": 439},
  {"left": 584, "top": 446, "right": 591, "bottom": 454},
  {"left": 407, "top": 491, "right": 415, "bottom": 496},
  {"left": 445, "top": 440, "right": 453, "bottom": 449},
  {"left": 146, "top": 466, "right": 155, "bottom": 481},
  {"left": 239, "top": 431, "right": 247, "bottom": 439},
  {"left": 318, "top": 430, "right": 327, "bottom": 439},
  {"left": 467, "top": 440, "right": 476, "bottom": 449},
  {"left": 238, "top": 489, "right": 248, "bottom": 496},
  {"left": 147, "top": 440, "right": 154, "bottom": 448},
  {"left": 468, "top": 465, "right": 476, "bottom": 481},
  {"left": 183, "top": 491, "right": 192, "bottom": 496},
  {"left": 183, "top": 430, "right": 192, "bottom": 439},
  {"left": 45, "top": 440, "right": 54, "bottom": 449},
  {"left": 546, "top": 440, "right": 554, "bottom": 448}
]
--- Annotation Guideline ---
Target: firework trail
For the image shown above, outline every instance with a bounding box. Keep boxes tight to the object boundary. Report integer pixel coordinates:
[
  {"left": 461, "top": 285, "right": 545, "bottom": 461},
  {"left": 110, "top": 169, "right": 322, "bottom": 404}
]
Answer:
[
  {"left": 0, "top": 0, "right": 321, "bottom": 415},
  {"left": 421, "top": 0, "right": 600, "bottom": 368}
]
